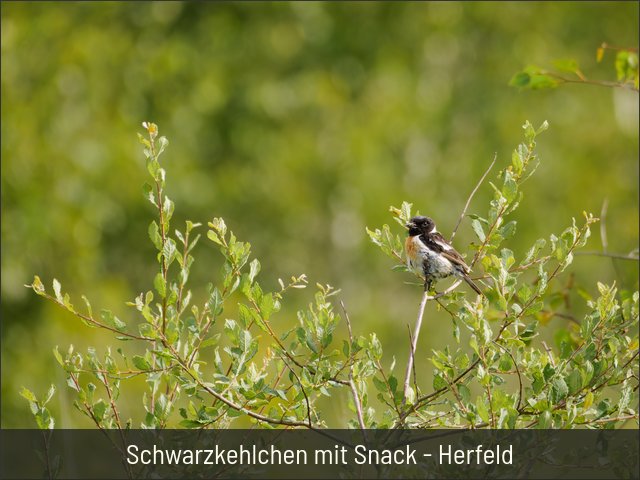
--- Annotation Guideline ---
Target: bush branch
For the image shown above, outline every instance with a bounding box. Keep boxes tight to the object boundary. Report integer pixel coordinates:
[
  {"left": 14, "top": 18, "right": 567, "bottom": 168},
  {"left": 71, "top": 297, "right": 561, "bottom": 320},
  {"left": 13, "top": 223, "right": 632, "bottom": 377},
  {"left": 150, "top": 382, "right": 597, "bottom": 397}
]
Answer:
[
  {"left": 450, "top": 153, "right": 497, "bottom": 241},
  {"left": 403, "top": 290, "right": 429, "bottom": 403}
]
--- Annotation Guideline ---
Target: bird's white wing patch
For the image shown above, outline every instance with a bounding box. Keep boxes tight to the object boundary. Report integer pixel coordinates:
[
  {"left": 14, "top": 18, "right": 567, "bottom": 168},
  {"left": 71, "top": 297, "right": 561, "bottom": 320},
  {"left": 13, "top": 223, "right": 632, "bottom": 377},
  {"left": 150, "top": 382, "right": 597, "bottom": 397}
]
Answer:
[{"left": 433, "top": 237, "right": 453, "bottom": 251}]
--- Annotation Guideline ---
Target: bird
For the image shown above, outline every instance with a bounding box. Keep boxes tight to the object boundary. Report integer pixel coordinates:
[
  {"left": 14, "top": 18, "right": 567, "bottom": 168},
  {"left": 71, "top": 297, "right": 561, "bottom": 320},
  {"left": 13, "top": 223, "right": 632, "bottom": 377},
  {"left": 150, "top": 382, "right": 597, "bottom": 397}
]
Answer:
[{"left": 405, "top": 215, "right": 482, "bottom": 295}]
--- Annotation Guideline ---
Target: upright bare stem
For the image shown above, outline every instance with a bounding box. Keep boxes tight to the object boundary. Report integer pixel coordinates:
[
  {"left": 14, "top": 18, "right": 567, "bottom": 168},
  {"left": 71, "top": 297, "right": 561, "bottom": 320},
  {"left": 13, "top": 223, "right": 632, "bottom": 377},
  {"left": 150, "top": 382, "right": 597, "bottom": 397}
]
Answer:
[
  {"left": 403, "top": 290, "right": 429, "bottom": 403},
  {"left": 401, "top": 154, "right": 496, "bottom": 404},
  {"left": 450, "top": 153, "right": 497, "bottom": 241},
  {"left": 600, "top": 197, "right": 609, "bottom": 253},
  {"left": 340, "top": 301, "right": 367, "bottom": 437}
]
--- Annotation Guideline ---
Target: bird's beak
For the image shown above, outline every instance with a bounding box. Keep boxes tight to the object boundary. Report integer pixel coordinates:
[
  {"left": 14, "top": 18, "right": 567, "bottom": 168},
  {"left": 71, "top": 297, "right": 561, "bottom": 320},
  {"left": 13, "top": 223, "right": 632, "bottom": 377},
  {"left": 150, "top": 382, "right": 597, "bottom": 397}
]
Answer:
[{"left": 405, "top": 222, "right": 413, "bottom": 229}]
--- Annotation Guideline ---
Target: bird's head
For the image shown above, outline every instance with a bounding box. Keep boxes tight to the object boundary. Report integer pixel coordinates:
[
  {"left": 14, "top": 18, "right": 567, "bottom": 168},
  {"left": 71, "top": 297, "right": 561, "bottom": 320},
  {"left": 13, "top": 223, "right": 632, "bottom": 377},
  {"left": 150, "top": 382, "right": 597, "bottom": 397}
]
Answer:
[{"left": 406, "top": 216, "right": 435, "bottom": 236}]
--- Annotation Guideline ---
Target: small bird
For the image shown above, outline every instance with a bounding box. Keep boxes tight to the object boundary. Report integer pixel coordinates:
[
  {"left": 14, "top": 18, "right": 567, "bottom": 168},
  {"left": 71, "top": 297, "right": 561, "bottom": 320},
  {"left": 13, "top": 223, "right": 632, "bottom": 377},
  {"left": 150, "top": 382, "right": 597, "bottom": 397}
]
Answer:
[{"left": 405, "top": 215, "right": 482, "bottom": 295}]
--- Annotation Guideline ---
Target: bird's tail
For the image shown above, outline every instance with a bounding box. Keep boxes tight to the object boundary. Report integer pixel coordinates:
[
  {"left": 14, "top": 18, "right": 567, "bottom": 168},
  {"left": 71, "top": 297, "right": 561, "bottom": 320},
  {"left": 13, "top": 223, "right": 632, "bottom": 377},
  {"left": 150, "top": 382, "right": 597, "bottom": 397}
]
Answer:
[{"left": 463, "top": 274, "right": 483, "bottom": 296}]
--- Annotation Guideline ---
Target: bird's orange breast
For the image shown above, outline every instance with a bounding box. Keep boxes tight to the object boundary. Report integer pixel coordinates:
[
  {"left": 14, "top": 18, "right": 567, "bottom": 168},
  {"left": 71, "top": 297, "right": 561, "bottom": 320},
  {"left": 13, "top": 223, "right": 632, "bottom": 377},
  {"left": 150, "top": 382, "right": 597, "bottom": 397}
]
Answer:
[
  {"left": 405, "top": 235, "right": 423, "bottom": 274},
  {"left": 405, "top": 235, "right": 418, "bottom": 258}
]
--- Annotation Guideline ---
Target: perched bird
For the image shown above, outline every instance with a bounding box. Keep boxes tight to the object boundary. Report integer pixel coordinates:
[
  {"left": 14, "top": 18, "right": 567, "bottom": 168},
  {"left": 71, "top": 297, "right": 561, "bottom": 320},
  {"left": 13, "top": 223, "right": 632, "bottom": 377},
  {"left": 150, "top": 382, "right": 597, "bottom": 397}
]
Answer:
[{"left": 405, "top": 216, "right": 482, "bottom": 295}]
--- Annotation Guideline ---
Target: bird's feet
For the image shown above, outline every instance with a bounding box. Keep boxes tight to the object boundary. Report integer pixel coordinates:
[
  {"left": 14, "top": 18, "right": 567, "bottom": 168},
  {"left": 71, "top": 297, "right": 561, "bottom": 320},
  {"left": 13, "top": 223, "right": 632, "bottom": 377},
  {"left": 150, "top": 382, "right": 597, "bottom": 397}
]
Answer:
[{"left": 423, "top": 281, "right": 436, "bottom": 295}]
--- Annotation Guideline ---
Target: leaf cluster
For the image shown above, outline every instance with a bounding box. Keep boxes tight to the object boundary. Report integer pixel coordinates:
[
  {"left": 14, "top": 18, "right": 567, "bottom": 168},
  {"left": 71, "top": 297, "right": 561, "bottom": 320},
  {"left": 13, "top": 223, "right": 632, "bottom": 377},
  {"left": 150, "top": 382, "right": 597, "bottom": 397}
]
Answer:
[
  {"left": 510, "top": 43, "right": 639, "bottom": 91},
  {"left": 24, "top": 122, "right": 638, "bottom": 433}
]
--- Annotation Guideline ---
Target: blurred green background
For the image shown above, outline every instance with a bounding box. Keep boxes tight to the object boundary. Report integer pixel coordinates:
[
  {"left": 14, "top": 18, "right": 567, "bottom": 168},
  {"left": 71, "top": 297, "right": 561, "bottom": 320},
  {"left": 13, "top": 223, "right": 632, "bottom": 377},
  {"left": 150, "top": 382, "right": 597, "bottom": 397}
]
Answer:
[{"left": 2, "top": 2, "right": 638, "bottom": 427}]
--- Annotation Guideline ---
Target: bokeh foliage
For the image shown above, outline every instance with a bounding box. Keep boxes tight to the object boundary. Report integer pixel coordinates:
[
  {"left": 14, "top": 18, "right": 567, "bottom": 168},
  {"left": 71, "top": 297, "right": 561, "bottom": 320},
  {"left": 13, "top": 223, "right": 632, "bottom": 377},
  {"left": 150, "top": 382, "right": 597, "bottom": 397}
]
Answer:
[{"left": 2, "top": 2, "right": 638, "bottom": 427}]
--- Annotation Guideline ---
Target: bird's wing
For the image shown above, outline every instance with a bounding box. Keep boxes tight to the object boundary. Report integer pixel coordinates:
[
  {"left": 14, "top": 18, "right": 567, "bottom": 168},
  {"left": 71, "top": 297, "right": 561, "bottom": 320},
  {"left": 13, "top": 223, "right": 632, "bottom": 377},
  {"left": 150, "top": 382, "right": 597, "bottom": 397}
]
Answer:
[
  {"left": 423, "top": 232, "right": 471, "bottom": 273},
  {"left": 440, "top": 250, "right": 471, "bottom": 273}
]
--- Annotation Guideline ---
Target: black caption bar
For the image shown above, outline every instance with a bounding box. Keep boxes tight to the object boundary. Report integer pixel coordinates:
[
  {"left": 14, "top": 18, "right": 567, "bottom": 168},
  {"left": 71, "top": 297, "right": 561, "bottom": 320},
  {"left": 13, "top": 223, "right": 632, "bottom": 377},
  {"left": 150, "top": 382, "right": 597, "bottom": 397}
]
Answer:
[{"left": 1, "top": 429, "right": 638, "bottom": 479}]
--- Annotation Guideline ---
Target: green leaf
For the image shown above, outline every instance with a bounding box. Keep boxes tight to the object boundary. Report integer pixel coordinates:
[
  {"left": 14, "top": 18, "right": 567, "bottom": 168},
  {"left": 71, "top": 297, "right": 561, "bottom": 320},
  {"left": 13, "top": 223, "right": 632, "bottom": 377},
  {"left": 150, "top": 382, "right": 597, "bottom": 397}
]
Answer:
[
  {"left": 53, "top": 346, "right": 64, "bottom": 366},
  {"left": 511, "top": 70, "right": 559, "bottom": 90},
  {"left": 387, "top": 375, "right": 398, "bottom": 393},
  {"left": 372, "top": 376, "right": 387, "bottom": 393},
  {"left": 81, "top": 295, "right": 93, "bottom": 317},
  {"left": 142, "top": 183, "right": 156, "bottom": 206},
  {"left": 162, "top": 196, "right": 175, "bottom": 224},
  {"left": 132, "top": 355, "right": 152, "bottom": 371},
  {"left": 476, "top": 396, "right": 489, "bottom": 423},
  {"left": 19, "top": 387, "right": 37, "bottom": 403},
  {"left": 502, "top": 173, "right": 518, "bottom": 203},
  {"left": 199, "top": 334, "right": 221, "bottom": 350},
  {"left": 522, "top": 238, "right": 546, "bottom": 265},
  {"left": 43, "top": 384, "right": 56, "bottom": 405},
  {"left": 615, "top": 50, "right": 638, "bottom": 82},
  {"left": 52, "top": 278, "right": 63, "bottom": 302},
  {"left": 458, "top": 384, "right": 471, "bottom": 403},
  {"left": 512, "top": 149, "right": 524, "bottom": 175},
  {"left": 499, "top": 221, "right": 517, "bottom": 240},
  {"left": 517, "top": 284, "right": 532, "bottom": 303},
  {"left": 497, "top": 407, "right": 518, "bottom": 429},
  {"left": 471, "top": 219, "right": 486, "bottom": 242},
  {"left": 100, "top": 309, "right": 126, "bottom": 331},
  {"left": 92, "top": 400, "right": 107, "bottom": 422},
  {"left": 509, "top": 71, "right": 531, "bottom": 88},
  {"left": 596, "top": 399, "right": 612, "bottom": 419},
  {"left": 248, "top": 259, "right": 261, "bottom": 283},
  {"left": 35, "top": 409, "right": 54, "bottom": 430},
  {"left": 523, "top": 301, "right": 544, "bottom": 317},
  {"left": 137, "top": 132, "right": 151, "bottom": 148},
  {"left": 404, "top": 386, "right": 415, "bottom": 404},
  {"left": 207, "top": 218, "right": 227, "bottom": 245},
  {"left": 207, "top": 229, "right": 223, "bottom": 246},
  {"left": 400, "top": 201, "right": 413, "bottom": 222},
  {"left": 154, "top": 273, "right": 166, "bottom": 298},
  {"left": 500, "top": 248, "right": 515, "bottom": 269},
  {"left": 538, "top": 410, "right": 553, "bottom": 429},
  {"left": 208, "top": 287, "right": 224, "bottom": 316},
  {"left": 148, "top": 221, "right": 162, "bottom": 250},
  {"left": 30, "top": 275, "right": 46, "bottom": 295},
  {"left": 259, "top": 293, "right": 276, "bottom": 320},
  {"left": 162, "top": 238, "right": 177, "bottom": 267},
  {"left": 157, "top": 136, "right": 169, "bottom": 156},
  {"left": 584, "top": 391, "right": 594, "bottom": 410},
  {"left": 433, "top": 373, "right": 447, "bottom": 390},
  {"left": 147, "top": 158, "right": 161, "bottom": 179},
  {"left": 552, "top": 58, "right": 579, "bottom": 74},
  {"left": 528, "top": 73, "right": 560, "bottom": 90},
  {"left": 550, "top": 377, "right": 568, "bottom": 404},
  {"left": 498, "top": 354, "right": 512, "bottom": 372},
  {"left": 180, "top": 419, "right": 205, "bottom": 428},
  {"left": 566, "top": 370, "right": 582, "bottom": 395}
]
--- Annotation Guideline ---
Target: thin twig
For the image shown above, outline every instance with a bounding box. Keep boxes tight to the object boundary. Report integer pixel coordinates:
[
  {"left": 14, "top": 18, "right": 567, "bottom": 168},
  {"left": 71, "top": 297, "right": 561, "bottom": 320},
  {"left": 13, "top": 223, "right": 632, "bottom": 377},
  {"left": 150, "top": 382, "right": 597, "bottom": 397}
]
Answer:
[
  {"left": 426, "top": 279, "right": 463, "bottom": 300},
  {"left": 599, "top": 42, "right": 639, "bottom": 52},
  {"left": 600, "top": 198, "right": 609, "bottom": 253},
  {"left": 450, "top": 153, "right": 497, "bottom": 241},
  {"left": 492, "top": 340, "right": 523, "bottom": 411},
  {"left": 403, "top": 290, "right": 429, "bottom": 403},
  {"left": 36, "top": 291, "right": 152, "bottom": 341},
  {"left": 280, "top": 356, "right": 313, "bottom": 428},
  {"left": 575, "top": 251, "right": 639, "bottom": 261},
  {"left": 546, "top": 71, "right": 639, "bottom": 91},
  {"left": 340, "top": 300, "right": 367, "bottom": 436},
  {"left": 541, "top": 310, "right": 581, "bottom": 326},
  {"left": 600, "top": 197, "right": 624, "bottom": 278},
  {"left": 541, "top": 341, "right": 555, "bottom": 368},
  {"left": 407, "top": 326, "right": 418, "bottom": 392}
]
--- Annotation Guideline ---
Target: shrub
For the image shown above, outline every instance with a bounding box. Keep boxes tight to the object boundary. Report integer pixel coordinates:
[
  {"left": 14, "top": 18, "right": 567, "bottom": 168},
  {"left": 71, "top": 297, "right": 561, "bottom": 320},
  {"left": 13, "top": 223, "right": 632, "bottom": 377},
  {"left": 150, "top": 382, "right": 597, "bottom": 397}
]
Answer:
[{"left": 24, "top": 121, "right": 638, "bottom": 430}]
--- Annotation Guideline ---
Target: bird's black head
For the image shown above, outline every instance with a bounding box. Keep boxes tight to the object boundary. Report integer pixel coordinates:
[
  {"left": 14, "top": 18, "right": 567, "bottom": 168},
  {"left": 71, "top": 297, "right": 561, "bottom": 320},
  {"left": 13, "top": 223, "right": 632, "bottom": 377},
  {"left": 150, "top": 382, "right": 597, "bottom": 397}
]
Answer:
[{"left": 406, "top": 216, "right": 435, "bottom": 236}]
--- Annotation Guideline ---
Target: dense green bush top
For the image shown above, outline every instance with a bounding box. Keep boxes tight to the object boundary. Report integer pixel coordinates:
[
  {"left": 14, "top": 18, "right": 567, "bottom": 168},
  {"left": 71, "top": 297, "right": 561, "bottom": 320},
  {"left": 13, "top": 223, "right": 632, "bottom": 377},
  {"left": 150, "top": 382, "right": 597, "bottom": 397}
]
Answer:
[
  {"left": 22, "top": 122, "right": 638, "bottom": 432},
  {"left": 2, "top": 2, "right": 638, "bottom": 427}
]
